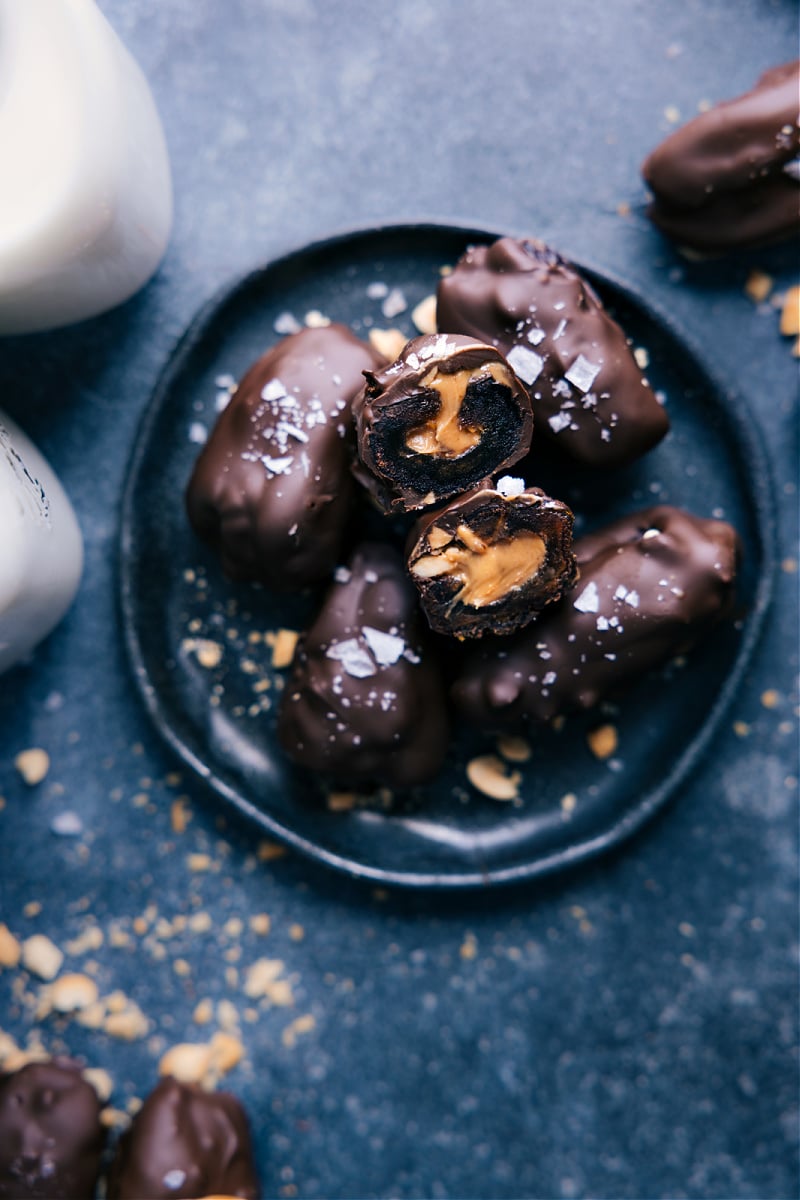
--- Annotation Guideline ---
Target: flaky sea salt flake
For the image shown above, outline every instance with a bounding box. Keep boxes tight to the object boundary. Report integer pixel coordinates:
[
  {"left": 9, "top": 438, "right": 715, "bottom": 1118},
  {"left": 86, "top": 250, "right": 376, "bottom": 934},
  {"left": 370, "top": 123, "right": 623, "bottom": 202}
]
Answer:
[
  {"left": 326, "top": 639, "right": 376, "bottom": 678},
  {"left": 362, "top": 627, "right": 406, "bottom": 667},
  {"left": 506, "top": 345, "right": 544, "bottom": 385},
  {"left": 565, "top": 354, "right": 601, "bottom": 393},
  {"left": 573, "top": 581, "right": 600, "bottom": 613},
  {"left": 496, "top": 476, "right": 525, "bottom": 498}
]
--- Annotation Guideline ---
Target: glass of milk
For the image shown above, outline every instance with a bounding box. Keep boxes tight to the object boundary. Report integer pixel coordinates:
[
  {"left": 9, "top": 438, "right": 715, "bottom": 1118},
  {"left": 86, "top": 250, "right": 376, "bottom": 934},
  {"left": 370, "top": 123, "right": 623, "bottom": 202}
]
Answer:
[{"left": 0, "top": 0, "right": 173, "bottom": 334}]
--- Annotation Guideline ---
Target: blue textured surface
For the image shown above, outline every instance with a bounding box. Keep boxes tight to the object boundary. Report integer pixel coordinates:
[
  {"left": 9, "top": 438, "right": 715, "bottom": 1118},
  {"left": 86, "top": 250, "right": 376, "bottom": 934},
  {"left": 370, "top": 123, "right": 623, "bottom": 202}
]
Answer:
[{"left": 0, "top": 2, "right": 798, "bottom": 1197}]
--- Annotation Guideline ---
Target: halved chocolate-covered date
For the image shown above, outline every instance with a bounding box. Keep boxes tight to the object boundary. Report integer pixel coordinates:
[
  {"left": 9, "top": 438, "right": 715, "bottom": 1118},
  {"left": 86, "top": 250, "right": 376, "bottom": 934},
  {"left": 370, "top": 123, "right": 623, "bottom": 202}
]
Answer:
[
  {"left": 277, "top": 542, "right": 449, "bottom": 787},
  {"left": 451, "top": 505, "right": 740, "bottom": 727},
  {"left": 642, "top": 61, "right": 800, "bottom": 252},
  {"left": 186, "top": 324, "right": 383, "bottom": 590},
  {"left": 352, "top": 333, "right": 533, "bottom": 512},
  {"left": 107, "top": 1077, "right": 259, "bottom": 1200},
  {"left": 0, "top": 1059, "right": 105, "bottom": 1200},
  {"left": 407, "top": 477, "right": 577, "bottom": 639},
  {"left": 436, "top": 237, "right": 669, "bottom": 468}
]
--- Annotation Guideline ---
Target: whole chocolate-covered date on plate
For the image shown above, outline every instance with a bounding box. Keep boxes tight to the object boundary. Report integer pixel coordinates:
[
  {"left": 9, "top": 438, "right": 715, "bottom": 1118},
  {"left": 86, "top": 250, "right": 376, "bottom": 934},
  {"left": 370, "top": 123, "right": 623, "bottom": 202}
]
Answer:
[
  {"left": 107, "top": 1077, "right": 259, "bottom": 1200},
  {"left": 278, "top": 542, "right": 449, "bottom": 786},
  {"left": 352, "top": 333, "right": 533, "bottom": 512},
  {"left": 436, "top": 237, "right": 669, "bottom": 468},
  {"left": 186, "top": 324, "right": 382, "bottom": 590},
  {"left": 407, "top": 475, "right": 577, "bottom": 639},
  {"left": 452, "top": 505, "right": 740, "bottom": 727},
  {"left": 642, "top": 61, "right": 800, "bottom": 252},
  {"left": 0, "top": 1059, "right": 105, "bottom": 1200}
]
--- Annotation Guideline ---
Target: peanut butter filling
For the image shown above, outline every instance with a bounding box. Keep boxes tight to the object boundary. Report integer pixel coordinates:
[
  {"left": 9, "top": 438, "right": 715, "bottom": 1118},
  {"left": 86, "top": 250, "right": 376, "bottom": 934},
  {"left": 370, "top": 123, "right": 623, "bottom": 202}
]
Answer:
[
  {"left": 404, "top": 362, "right": 511, "bottom": 458},
  {"left": 411, "top": 524, "right": 547, "bottom": 607}
]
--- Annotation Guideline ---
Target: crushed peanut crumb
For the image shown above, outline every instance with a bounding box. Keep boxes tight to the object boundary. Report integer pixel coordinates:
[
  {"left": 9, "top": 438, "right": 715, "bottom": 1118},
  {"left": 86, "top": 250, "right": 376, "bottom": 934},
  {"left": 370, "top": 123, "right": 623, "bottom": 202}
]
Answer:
[
  {"left": 282, "top": 1014, "right": 315, "bottom": 1048},
  {"left": 460, "top": 934, "right": 478, "bottom": 961},
  {"left": 14, "top": 749, "right": 50, "bottom": 786},
  {"left": 411, "top": 294, "right": 437, "bottom": 335},
  {"left": 0, "top": 925, "right": 21, "bottom": 969},
  {"left": 170, "top": 797, "right": 192, "bottom": 834},
  {"left": 779, "top": 285, "right": 800, "bottom": 336},
  {"left": 496, "top": 735, "right": 532, "bottom": 763},
  {"left": 83, "top": 1067, "right": 114, "bottom": 1102},
  {"left": 250, "top": 913, "right": 271, "bottom": 936},
  {"left": 268, "top": 629, "right": 299, "bottom": 669},
  {"left": 368, "top": 328, "right": 407, "bottom": 362},
  {"left": 587, "top": 724, "right": 618, "bottom": 760},
  {"left": 466, "top": 755, "right": 522, "bottom": 801},
  {"left": 21, "top": 935, "right": 63, "bottom": 981},
  {"left": 49, "top": 973, "right": 99, "bottom": 1012},
  {"left": 256, "top": 840, "right": 287, "bottom": 862},
  {"left": 744, "top": 269, "right": 773, "bottom": 304}
]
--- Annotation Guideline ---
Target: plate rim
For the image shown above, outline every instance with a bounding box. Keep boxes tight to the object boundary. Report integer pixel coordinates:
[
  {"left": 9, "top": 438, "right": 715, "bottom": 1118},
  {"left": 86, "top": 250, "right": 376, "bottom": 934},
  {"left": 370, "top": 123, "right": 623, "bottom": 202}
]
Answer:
[{"left": 118, "top": 220, "right": 777, "bottom": 890}]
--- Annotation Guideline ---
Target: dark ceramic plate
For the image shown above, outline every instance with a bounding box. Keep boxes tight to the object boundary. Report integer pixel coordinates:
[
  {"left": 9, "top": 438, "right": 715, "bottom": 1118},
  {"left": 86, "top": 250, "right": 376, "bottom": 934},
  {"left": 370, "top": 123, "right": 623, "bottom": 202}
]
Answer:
[{"left": 120, "top": 224, "right": 774, "bottom": 888}]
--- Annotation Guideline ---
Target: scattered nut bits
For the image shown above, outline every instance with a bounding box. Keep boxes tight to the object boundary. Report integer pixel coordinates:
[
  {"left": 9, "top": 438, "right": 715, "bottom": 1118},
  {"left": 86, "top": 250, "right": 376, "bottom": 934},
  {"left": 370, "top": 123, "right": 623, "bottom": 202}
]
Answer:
[
  {"left": 744, "top": 269, "right": 773, "bottom": 304},
  {"left": 159, "top": 1041, "right": 214, "bottom": 1084},
  {"left": 49, "top": 973, "right": 100, "bottom": 1013},
  {"left": 158, "top": 1031, "right": 245, "bottom": 1087},
  {"left": 304, "top": 309, "right": 331, "bottom": 328},
  {"left": 281, "top": 1014, "right": 315, "bottom": 1048},
  {"left": 0, "top": 924, "right": 21, "bottom": 969},
  {"left": 83, "top": 1066, "right": 114, "bottom": 1102},
  {"left": 14, "top": 748, "right": 50, "bottom": 785},
  {"left": 496, "top": 735, "right": 532, "bottom": 763},
  {"left": 182, "top": 638, "right": 223, "bottom": 669},
  {"left": 243, "top": 958, "right": 293, "bottom": 1004},
  {"left": 587, "top": 724, "right": 619, "bottom": 760},
  {"left": 21, "top": 934, "right": 64, "bottom": 980},
  {"left": 368, "top": 327, "right": 408, "bottom": 361},
  {"left": 411, "top": 293, "right": 438, "bottom": 334},
  {"left": 269, "top": 628, "right": 300, "bottom": 669},
  {"left": 466, "top": 754, "right": 522, "bottom": 801},
  {"left": 779, "top": 286, "right": 800, "bottom": 334}
]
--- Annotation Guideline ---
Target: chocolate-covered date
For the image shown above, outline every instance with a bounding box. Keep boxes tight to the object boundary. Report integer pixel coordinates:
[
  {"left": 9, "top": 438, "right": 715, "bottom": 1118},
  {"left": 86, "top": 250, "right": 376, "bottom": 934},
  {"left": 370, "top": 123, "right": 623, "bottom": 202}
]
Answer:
[
  {"left": 186, "top": 324, "right": 382, "bottom": 590},
  {"left": 452, "top": 506, "right": 740, "bottom": 727},
  {"left": 0, "top": 1060, "right": 105, "bottom": 1200},
  {"left": 352, "top": 333, "right": 533, "bottom": 512},
  {"left": 278, "top": 542, "right": 448, "bottom": 786},
  {"left": 107, "top": 1077, "right": 259, "bottom": 1200},
  {"left": 642, "top": 61, "right": 800, "bottom": 252},
  {"left": 436, "top": 238, "right": 669, "bottom": 468},
  {"left": 407, "top": 476, "right": 577, "bottom": 639}
]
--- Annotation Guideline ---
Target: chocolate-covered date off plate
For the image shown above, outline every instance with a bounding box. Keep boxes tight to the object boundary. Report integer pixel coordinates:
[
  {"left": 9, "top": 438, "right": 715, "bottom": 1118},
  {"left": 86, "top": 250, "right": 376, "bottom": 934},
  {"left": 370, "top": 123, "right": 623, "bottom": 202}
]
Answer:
[{"left": 120, "top": 224, "right": 773, "bottom": 888}]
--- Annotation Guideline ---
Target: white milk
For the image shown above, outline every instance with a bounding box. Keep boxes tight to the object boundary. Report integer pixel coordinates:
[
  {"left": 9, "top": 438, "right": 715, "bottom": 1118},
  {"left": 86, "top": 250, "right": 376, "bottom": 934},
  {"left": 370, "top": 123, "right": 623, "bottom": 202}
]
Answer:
[
  {"left": 0, "top": 0, "right": 173, "bottom": 334},
  {"left": 0, "top": 413, "right": 83, "bottom": 672}
]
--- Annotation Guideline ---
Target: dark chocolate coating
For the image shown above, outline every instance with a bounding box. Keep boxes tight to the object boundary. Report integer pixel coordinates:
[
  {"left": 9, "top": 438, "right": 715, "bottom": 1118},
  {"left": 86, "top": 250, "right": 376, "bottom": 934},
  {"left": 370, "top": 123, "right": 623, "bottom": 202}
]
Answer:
[
  {"left": 436, "top": 238, "right": 669, "bottom": 468},
  {"left": 407, "top": 478, "right": 577, "bottom": 639},
  {"left": 106, "top": 1077, "right": 259, "bottom": 1200},
  {"left": 451, "top": 505, "right": 740, "bottom": 727},
  {"left": 0, "top": 1059, "right": 105, "bottom": 1200},
  {"left": 352, "top": 333, "right": 533, "bottom": 512},
  {"left": 277, "top": 542, "right": 449, "bottom": 786},
  {"left": 186, "top": 324, "right": 383, "bottom": 590},
  {"left": 642, "top": 61, "right": 800, "bottom": 252}
]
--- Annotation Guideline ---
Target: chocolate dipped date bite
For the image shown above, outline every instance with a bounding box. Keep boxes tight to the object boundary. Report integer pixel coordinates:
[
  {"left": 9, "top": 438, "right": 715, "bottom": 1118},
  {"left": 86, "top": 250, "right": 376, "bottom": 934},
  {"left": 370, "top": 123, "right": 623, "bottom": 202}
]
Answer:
[
  {"left": 452, "top": 505, "right": 740, "bottom": 728},
  {"left": 186, "top": 324, "right": 382, "bottom": 590},
  {"left": 436, "top": 238, "right": 669, "bottom": 469},
  {"left": 352, "top": 333, "right": 533, "bottom": 512},
  {"left": 106, "top": 1077, "right": 259, "bottom": 1200},
  {"left": 408, "top": 476, "right": 577, "bottom": 639},
  {"left": 0, "top": 1059, "right": 105, "bottom": 1200},
  {"left": 642, "top": 61, "right": 800, "bottom": 252},
  {"left": 277, "top": 542, "right": 448, "bottom": 787}
]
